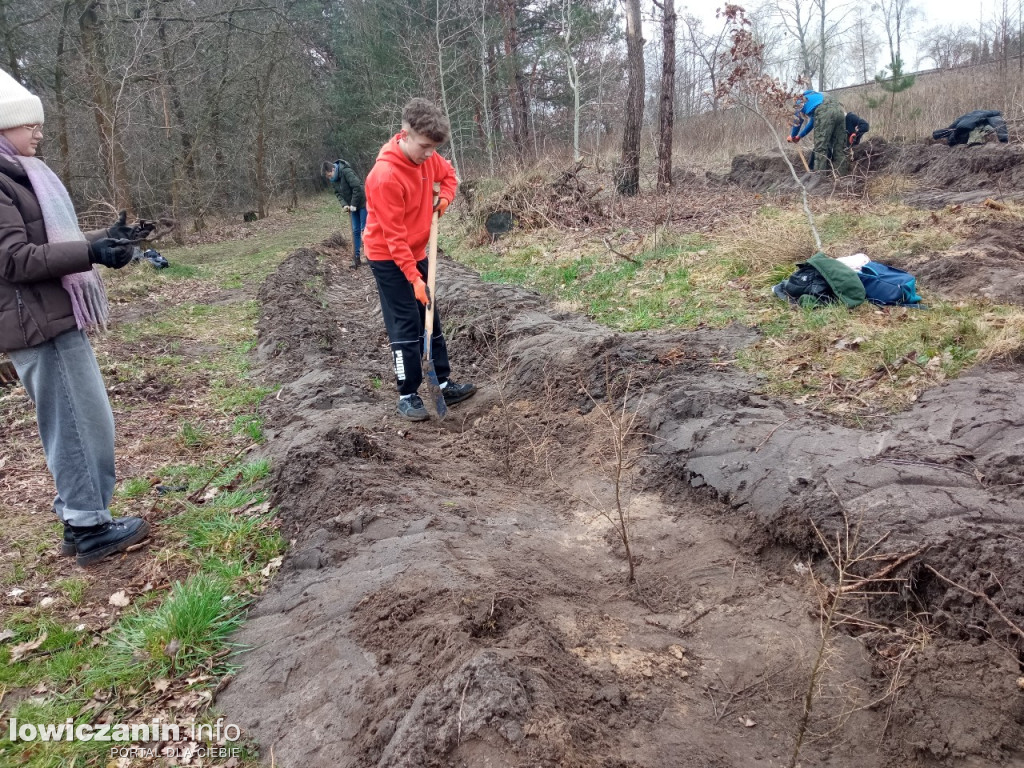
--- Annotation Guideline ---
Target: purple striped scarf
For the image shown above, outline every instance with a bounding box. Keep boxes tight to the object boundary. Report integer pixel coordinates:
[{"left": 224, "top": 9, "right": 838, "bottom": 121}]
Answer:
[{"left": 0, "top": 135, "right": 109, "bottom": 330}]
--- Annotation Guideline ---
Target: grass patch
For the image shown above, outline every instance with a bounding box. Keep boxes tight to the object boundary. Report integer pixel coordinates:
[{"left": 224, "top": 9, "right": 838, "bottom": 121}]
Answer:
[{"left": 88, "top": 575, "right": 245, "bottom": 687}]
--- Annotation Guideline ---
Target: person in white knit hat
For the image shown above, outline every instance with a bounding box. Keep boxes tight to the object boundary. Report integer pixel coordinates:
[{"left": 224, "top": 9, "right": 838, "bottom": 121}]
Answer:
[{"left": 0, "top": 68, "right": 155, "bottom": 565}]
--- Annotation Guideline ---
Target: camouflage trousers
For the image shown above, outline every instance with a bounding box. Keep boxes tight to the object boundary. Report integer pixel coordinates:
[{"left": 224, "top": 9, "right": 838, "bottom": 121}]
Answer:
[{"left": 813, "top": 96, "right": 849, "bottom": 176}]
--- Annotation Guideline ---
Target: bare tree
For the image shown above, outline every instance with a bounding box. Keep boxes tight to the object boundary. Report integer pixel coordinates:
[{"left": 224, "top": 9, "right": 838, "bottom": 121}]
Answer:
[
  {"left": 774, "top": 0, "right": 818, "bottom": 85},
  {"left": 561, "top": 0, "right": 583, "bottom": 162},
  {"left": 920, "top": 24, "right": 976, "bottom": 69},
  {"left": 874, "top": 0, "right": 918, "bottom": 68},
  {"left": 847, "top": 6, "right": 882, "bottom": 82},
  {"left": 654, "top": 0, "right": 675, "bottom": 191},
  {"left": 683, "top": 14, "right": 730, "bottom": 112},
  {"left": 617, "top": 0, "right": 643, "bottom": 195}
]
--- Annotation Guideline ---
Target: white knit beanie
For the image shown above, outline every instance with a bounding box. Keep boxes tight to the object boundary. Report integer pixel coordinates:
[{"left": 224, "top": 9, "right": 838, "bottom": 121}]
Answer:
[{"left": 0, "top": 69, "right": 44, "bottom": 131}]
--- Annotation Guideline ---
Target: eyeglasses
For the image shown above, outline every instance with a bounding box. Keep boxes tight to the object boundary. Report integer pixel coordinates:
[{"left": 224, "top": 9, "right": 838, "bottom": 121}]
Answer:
[{"left": 20, "top": 124, "right": 43, "bottom": 136}]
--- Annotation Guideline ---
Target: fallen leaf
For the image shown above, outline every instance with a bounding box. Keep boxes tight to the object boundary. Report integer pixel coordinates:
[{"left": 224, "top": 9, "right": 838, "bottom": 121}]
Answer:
[
  {"left": 260, "top": 556, "right": 283, "bottom": 577},
  {"left": 32, "top": 681, "right": 48, "bottom": 694},
  {"left": 10, "top": 631, "right": 47, "bottom": 662},
  {"left": 153, "top": 678, "right": 171, "bottom": 693},
  {"left": 0, "top": 629, "right": 15, "bottom": 642},
  {"left": 39, "top": 596, "right": 55, "bottom": 608},
  {"left": 740, "top": 716, "right": 757, "bottom": 727},
  {"left": 7, "top": 587, "right": 26, "bottom": 598},
  {"left": 108, "top": 590, "right": 131, "bottom": 607}
]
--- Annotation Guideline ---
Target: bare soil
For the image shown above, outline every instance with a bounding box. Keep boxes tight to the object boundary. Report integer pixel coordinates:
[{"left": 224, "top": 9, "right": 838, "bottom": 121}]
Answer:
[{"left": 217, "top": 237, "right": 1024, "bottom": 767}]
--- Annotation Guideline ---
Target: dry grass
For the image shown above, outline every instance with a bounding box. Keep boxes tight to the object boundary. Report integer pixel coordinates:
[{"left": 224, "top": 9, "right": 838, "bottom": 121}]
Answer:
[{"left": 977, "top": 314, "right": 1024, "bottom": 362}]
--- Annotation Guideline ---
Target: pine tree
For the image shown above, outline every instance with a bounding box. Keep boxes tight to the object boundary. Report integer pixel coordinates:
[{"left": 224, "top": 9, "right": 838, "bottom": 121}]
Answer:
[{"left": 874, "top": 56, "right": 915, "bottom": 132}]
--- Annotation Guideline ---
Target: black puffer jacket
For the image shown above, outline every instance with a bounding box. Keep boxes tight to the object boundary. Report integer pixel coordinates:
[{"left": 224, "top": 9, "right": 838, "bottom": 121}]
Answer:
[
  {"left": 932, "top": 110, "right": 1009, "bottom": 146},
  {"left": 0, "top": 155, "right": 96, "bottom": 352},
  {"left": 330, "top": 159, "right": 366, "bottom": 210}
]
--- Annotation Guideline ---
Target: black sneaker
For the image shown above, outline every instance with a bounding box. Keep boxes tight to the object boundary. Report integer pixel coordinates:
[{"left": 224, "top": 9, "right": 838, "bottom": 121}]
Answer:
[
  {"left": 351, "top": 255, "right": 361, "bottom": 269},
  {"left": 397, "top": 394, "right": 429, "bottom": 421},
  {"left": 70, "top": 518, "right": 151, "bottom": 567},
  {"left": 441, "top": 380, "right": 477, "bottom": 406}
]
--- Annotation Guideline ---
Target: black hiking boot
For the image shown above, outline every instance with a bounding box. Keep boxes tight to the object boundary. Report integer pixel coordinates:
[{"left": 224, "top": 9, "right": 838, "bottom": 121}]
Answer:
[
  {"left": 397, "top": 393, "right": 429, "bottom": 422},
  {"left": 351, "top": 253, "right": 361, "bottom": 269},
  {"left": 70, "top": 517, "right": 151, "bottom": 566},
  {"left": 61, "top": 517, "right": 137, "bottom": 557},
  {"left": 441, "top": 380, "right": 477, "bottom": 406}
]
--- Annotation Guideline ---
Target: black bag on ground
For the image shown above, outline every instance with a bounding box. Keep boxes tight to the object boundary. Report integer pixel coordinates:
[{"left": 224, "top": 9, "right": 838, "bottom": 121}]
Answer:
[{"left": 773, "top": 264, "right": 836, "bottom": 304}]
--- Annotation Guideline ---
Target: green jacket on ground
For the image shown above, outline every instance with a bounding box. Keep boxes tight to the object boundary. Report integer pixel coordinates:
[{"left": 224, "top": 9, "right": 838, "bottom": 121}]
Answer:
[
  {"left": 804, "top": 252, "right": 865, "bottom": 308},
  {"left": 330, "top": 160, "right": 366, "bottom": 210}
]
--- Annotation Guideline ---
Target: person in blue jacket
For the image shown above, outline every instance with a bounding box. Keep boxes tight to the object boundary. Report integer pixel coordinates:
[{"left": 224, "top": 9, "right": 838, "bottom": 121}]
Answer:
[{"left": 786, "top": 89, "right": 849, "bottom": 175}]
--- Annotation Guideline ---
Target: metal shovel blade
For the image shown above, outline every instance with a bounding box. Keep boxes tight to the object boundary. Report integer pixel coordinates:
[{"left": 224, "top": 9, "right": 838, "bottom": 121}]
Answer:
[{"left": 422, "top": 352, "right": 447, "bottom": 419}]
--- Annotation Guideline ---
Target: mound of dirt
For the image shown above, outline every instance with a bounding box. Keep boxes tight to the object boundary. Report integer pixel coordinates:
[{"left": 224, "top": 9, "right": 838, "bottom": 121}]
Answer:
[
  {"left": 889, "top": 218, "right": 1024, "bottom": 306},
  {"left": 216, "top": 243, "right": 1024, "bottom": 767},
  {"left": 729, "top": 138, "right": 1024, "bottom": 208}
]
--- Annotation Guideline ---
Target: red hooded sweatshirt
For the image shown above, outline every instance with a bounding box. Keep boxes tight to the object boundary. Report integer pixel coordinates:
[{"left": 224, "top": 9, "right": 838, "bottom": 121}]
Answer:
[{"left": 363, "top": 134, "right": 458, "bottom": 284}]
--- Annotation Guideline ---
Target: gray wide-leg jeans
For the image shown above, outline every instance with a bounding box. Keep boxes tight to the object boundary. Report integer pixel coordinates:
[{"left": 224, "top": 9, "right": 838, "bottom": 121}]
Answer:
[{"left": 9, "top": 329, "right": 115, "bottom": 527}]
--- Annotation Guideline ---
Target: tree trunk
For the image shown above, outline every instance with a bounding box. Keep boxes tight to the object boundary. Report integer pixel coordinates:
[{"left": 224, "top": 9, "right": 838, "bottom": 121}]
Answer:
[
  {"left": 501, "top": 0, "right": 530, "bottom": 157},
  {"left": 157, "top": 19, "right": 189, "bottom": 244},
  {"left": 288, "top": 158, "right": 299, "bottom": 211},
  {"left": 436, "top": 0, "right": 461, "bottom": 179},
  {"left": 657, "top": 0, "right": 675, "bottom": 192},
  {"left": 618, "top": 0, "right": 644, "bottom": 196},
  {"left": 255, "top": 82, "right": 268, "bottom": 219},
  {"left": 78, "top": 0, "right": 133, "bottom": 213},
  {"left": 487, "top": 42, "right": 502, "bottom": 146},
  {"left": 54, "top": 1, "right": 74, "bottom": 195},
  {"left": 817, "top": 0, "right": 826, "bottom": 89},
  {"left": 479, "top": 0, "right": 495, "bottom": 174}
]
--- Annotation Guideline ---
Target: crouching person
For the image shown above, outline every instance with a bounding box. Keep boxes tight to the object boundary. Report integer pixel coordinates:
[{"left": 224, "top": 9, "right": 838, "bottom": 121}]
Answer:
[
  {"left": 363, "top": 98, "right": 476, "bottom": 421},
  {"left": 0, "top": 69, "right": 150, "bottom": 565}
]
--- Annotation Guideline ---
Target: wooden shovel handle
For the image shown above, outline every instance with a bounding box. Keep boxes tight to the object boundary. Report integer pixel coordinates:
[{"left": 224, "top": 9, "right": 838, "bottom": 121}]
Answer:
[
  {"left": 797, "top": 147, "right": 811, "bottom": 174},
  {"left": 424, "top": 182, "right": 441, "bottom": 344}
]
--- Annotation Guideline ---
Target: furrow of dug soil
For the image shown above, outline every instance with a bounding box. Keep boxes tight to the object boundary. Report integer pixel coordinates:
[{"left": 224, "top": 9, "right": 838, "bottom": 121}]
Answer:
[{"left": 217, "top": 243, "right": 1024, "bottom": 767}]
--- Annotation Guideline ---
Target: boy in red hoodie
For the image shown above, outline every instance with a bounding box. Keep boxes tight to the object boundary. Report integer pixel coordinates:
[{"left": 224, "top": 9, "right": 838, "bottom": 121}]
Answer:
[{"left": 364, "top": 98, "right": 477, "bottom": 421}]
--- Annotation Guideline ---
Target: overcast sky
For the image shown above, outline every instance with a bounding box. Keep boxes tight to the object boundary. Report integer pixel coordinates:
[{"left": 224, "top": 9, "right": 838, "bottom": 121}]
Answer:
[
  {"left": 678, "top": 0, "right": 1006, "bottom": 73},
  {"left": 681, "top": 0, "right": 996, "bottom": 30}
]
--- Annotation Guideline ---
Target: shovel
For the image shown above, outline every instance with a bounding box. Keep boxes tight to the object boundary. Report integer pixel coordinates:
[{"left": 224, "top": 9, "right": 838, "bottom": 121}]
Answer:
[{"left": 422, "top": 182, "right": 447, "bottom": 419}]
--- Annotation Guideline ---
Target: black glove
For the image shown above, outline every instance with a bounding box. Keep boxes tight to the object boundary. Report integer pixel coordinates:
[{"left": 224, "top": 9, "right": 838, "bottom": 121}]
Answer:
[
  {"left": 88, "top": 238, "right": 134, "bottom": 269},
  {"left": 134, "top": 219, "right": 156, "bottom": 240},
  {"left": 107, "top": 210, "right": 154, "bottom": 242},
  {"left": 107, "top": 210, "right": 133, "bottom": 240}
]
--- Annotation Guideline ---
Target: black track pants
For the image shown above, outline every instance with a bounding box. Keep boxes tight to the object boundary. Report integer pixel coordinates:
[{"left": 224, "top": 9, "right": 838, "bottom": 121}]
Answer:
[{"left": 369, "top": 257, "right": 451, "bottom": 396}]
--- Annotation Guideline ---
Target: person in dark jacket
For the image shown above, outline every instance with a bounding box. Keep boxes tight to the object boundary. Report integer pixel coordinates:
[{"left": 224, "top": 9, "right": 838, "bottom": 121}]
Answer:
[
  {"left": 323, "top": 159, "right": 367, "bottom": 269},
  {"left": 846, "top": 112, "right": 869, "bottom": 146},
  {"left": 0, "top": 68, "right": 152, "bottom": 565},
  {"left": 786, "top": 89, "right": 850, "bottom": 175},
  {"left": 932, "top": 110, "right": 1009, "bottom": 146}
]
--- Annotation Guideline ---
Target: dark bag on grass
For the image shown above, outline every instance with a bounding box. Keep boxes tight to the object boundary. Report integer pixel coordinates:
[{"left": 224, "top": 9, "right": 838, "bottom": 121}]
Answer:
[
  {"left": 775, "top": 264, "right": 836, "bottom": 305},
  {"left": 858, "top": 262, "right": 922, "bottom": 306}
]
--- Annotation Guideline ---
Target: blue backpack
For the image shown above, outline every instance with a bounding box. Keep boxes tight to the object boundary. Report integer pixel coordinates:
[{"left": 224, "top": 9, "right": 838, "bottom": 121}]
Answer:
[{"left": 858, "top": 262, "right": 922, "bottom": 306}]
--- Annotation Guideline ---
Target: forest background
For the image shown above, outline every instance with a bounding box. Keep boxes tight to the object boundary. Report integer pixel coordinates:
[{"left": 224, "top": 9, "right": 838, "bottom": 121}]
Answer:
[{"left": 2, "top": 0, "right": 1022, "bottom": 240}]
